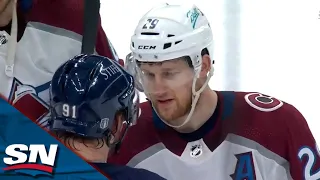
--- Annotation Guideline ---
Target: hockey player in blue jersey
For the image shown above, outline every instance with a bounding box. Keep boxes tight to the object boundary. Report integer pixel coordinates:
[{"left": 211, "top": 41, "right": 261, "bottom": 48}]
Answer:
[{"left": 48, "top": 54, "right": 166, "bottom": 180}]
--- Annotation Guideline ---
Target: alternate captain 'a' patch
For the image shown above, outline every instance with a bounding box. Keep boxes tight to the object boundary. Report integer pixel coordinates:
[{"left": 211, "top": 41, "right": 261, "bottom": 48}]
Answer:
[{"left": 8, "top": 78, "right": 51, "bottom": 126}]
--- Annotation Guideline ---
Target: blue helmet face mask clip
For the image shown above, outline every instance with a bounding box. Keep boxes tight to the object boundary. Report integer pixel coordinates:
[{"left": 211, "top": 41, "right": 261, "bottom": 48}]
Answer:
[{"left": 48, "top": 54, "right": 139, "bottom": 152}]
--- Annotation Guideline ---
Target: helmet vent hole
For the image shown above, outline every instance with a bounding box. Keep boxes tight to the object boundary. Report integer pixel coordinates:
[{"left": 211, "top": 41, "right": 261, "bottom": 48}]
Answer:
[
  {"left": 141, "top": 32, "right": 159, "bottom": 35},
  {"left": 167, "top": 34, "right": 175, "bottom": 37},
  {"left": 175, "top": 40, "right": 182, "bottom": 44},
  {"left": 163, "top": 43, "right": 172, "bottom": 49}
]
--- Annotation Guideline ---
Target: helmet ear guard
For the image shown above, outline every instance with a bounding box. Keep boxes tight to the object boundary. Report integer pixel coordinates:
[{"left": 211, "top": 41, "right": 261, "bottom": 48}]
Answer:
[{"left": 109, "top": 89, "right": 139, "bottom": 153}]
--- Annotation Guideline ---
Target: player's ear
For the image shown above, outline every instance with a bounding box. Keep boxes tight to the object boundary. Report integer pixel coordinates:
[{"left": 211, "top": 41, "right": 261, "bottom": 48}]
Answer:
[
  {"left": 116, "top": 114, "right": 124, "bottom": 133},
  {"left": 199, "top": 54, "right": 211, "bottom": 78},
  {"left": 113, "top": 113, "right": 125, "bottom": 142}
]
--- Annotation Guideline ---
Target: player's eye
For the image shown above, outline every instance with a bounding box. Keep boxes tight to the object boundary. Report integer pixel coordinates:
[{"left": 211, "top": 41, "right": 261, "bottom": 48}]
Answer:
[
  {"left": 142, "top": 71, "right": 155, "bottom": 79},
  {"left": 163, "top": 71, "right": 177, "bottom": 78}
]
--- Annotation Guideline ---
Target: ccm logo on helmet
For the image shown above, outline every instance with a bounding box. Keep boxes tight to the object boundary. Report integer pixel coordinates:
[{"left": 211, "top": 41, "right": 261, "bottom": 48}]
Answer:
[
  {"left": 138, "top": 45, "right": 156, "bottom": 50},
  {"left": 3, "top": 144, "right": 58, "bottom": 174}
]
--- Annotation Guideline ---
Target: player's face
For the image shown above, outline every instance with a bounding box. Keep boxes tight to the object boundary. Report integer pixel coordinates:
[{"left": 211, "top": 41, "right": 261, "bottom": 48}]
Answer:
[{"left": 138, "top": 58, "right": 195, "bottom": 122}]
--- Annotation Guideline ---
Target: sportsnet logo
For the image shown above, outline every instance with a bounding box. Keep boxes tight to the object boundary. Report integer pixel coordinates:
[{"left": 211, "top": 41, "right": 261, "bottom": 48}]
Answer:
[{"left": 2, "top": 144, "right": 58, "bottom": 174}]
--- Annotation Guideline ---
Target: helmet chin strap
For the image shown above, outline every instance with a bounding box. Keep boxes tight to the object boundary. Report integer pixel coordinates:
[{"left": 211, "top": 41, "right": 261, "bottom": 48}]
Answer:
[{"left": 154, "top": 66, "right": 214, "bottom": 129}]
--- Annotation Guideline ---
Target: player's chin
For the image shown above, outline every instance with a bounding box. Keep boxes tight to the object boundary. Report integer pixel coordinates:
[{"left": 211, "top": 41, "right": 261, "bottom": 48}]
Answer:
[
  {"left": 159, "top": 114, "right": 176, "bottom": 123},
  {"left": 156, "top": 108, "right": 172, "bottom": 119},
  {"left": 158, "top": 110, "right": 181, "bottom": 122}
]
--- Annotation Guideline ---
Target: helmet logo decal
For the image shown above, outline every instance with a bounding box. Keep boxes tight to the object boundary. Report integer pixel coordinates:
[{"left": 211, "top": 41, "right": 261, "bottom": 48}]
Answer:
[
  {"left": 138, "top": 45, "right": 156, "bottom": 50},
  {"left": 100, "top": 118, "right": 109, "bottom": 129},
  {"left": 187, "top": 8, "right": 200, "bottom": 29},
  {"left": 100, "top": 64, "right": 121, "bottom": 80}
]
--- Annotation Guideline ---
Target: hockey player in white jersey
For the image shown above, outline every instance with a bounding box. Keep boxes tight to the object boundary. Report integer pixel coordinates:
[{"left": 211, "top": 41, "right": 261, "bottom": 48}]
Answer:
[{"left": 109, "top": 3, "right": 320, "bottom": 180}]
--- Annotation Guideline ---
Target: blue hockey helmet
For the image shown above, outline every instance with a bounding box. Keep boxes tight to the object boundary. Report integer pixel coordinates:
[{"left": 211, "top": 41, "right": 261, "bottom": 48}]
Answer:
[{"left": 48, "top": 54, "right": 139, "bottom": 143}]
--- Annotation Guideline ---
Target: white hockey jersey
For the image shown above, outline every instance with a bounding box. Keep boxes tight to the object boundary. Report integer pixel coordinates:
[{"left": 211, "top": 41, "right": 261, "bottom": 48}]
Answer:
[
  {"left": 0, "top": 0, "right": 118, "bottom": 127},
  {"left": 109, "top": 91, "right": 320, "bottom": 180}
]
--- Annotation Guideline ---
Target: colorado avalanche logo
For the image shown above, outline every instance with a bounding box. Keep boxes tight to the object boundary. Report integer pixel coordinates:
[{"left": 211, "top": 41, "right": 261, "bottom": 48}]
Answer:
[
  {"left": 8, "top": 78, "right": 50, "bottom": 126},
  {"left": 244, "top": 93, "right": 283, "bottom": 112}
]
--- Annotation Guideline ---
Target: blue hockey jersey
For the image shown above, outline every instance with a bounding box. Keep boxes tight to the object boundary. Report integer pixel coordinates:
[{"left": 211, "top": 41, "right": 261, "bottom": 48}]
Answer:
[{"left": 93, "top": 163, "right": 166, "bottom": 180}]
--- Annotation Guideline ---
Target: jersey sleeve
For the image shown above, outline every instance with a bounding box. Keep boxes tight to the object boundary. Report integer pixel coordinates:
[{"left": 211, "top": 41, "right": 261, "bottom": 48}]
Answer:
[
  {"left": 95, "top": 16, "right": 123, "bottom": 64},
  {"left": 93, "top": 163, "right": 166, "bottom": 180},
  {"left": 26, "top": 0, "right": 123, "bottom": 65},
  {"left": 285, "top": 105, "right": 320, "bottom": 180}
]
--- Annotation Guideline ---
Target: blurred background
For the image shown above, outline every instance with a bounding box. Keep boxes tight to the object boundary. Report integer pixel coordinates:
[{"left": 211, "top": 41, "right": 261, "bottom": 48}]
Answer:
[{"left": 100, "top": 0, "right": 320, "bottom": 143}]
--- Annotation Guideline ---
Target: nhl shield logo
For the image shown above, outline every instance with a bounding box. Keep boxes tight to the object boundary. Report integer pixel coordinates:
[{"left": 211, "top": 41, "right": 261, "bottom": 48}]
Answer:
[
  {"left": 100, "top": 118, "right": 109, "bottom": 129},
  {"left": 190, "top": 144, "right": 202, "bottom": 158},
  {"left": 0, "top": 34, "right": 8, "bottom": 45}
]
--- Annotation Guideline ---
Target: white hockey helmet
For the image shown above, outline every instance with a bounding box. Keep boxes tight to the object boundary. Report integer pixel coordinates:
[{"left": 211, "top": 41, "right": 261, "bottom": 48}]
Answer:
[
  {"left": 131, "top": 3, "right": 213, "bottom": 69},
  {"left": 130, "top": 4, "right": 214, "bottom": 128}
]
